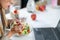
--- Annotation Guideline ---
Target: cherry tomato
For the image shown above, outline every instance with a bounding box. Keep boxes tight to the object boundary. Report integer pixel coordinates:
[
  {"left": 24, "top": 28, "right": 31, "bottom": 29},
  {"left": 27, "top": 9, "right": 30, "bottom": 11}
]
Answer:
[
  {"left": 31, "top": 14, "right": 36, "bottom": 21},
  {"left": 14, "top": 9, "right": 18, "bottom": 14},
  {"left": 39, "top": 5, "right": 45, "bottom": 11},
  {"left": 27, "top": 29, "right": 30, "bottom": 33}
]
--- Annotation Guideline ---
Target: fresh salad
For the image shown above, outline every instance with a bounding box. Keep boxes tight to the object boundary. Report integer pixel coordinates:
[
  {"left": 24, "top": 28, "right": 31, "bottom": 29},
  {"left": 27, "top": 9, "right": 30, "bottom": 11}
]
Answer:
[{"left": 10, "top": 19, "right": 30, "bottom": 35}]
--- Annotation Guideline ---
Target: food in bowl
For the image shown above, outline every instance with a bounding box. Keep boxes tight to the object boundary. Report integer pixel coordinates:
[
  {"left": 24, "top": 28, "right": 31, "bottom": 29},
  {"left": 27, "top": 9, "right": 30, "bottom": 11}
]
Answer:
[{"left": 10, "top": 19, "right": 31, "bottom": 35}]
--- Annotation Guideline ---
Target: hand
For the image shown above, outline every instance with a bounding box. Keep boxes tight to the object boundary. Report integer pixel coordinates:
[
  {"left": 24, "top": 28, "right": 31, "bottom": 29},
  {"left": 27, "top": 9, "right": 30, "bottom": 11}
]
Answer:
[
  {"left": 6, "top": 19, "right": 22, "bottom": 38},
  {"left": 6, "top": 26, "right": 20, "bottom": 38},
  {"left": 6, "top": 31, "right": 14, "bottom": 38},
  {"left": 11, "top": 26, "right": 20, "bottom": 33}
]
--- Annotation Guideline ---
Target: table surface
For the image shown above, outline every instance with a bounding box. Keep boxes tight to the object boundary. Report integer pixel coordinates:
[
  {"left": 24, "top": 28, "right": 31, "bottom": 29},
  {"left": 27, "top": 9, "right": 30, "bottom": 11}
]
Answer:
[
  {"left": 6, "top": 6, "right": 60, "bottom": 28},
  {"left": 6, "top": 6, "right": 60, "bottom": 40},
  {"left": 9, "top": 30, "right": 35, "bottom": 40}
]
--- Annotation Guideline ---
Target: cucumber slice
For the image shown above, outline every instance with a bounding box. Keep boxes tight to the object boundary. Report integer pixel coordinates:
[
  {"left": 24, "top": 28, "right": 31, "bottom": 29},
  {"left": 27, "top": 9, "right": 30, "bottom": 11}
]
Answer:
[{"left": 22, "top": 30, "right": 28, "bottom": 35}]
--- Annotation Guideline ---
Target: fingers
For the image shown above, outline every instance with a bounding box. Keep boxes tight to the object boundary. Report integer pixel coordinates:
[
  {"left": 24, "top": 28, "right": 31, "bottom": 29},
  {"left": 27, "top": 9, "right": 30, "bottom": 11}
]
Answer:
[{"left": 6, "top": 31, "right": 15, "bottom": 38}]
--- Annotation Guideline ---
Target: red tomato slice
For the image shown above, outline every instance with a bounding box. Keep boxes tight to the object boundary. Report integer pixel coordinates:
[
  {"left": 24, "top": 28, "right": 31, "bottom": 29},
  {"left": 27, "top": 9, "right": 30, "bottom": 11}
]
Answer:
[
  {"left": 27, "top": 29, "right": 30, "bottom": 33},
  {"left": 14, "top": 10, "right": 18, "bottom": 14},
  {"left": 39, "top": 6, "right": 45, "bottom": 11},
  {"left": 31, "top": 14, "right": 36, "bottom": 20}
]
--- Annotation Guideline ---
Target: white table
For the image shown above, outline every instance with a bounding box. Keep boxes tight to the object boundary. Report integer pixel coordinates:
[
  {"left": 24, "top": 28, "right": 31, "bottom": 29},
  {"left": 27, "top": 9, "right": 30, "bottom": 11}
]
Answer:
[
  {"left": 10, "top": 31, "right": 35, "bottom": 40},
  {"left": 6, "top": 6, "right": 60, "bottom": 28},
  {"left": 6, "top": 6, "right": 60, "bottom": 40}
]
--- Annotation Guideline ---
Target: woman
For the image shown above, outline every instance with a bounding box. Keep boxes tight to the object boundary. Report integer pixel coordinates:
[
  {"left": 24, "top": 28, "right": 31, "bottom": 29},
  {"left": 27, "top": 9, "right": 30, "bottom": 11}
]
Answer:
[{"left": 0, "top": 0, "right": 20, "bottom": 40}]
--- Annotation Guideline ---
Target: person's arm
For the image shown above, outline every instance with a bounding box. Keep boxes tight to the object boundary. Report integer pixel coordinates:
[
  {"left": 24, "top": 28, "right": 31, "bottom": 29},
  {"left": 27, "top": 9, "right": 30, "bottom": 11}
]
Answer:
[
  {"left": 3, "top": 31, "right": 14, "bottom": 40},
  {"left": 6, "top": 27, "right": 16, "bottom": 38},
  {"left": 0, "top": 5, "right": 8, "bottom": 31},
  {"left": 6, "top": 23, "right": 21, "bottom": 38},
  {"left": 6, "top": 31, "right": 15, "bottom": 38}
]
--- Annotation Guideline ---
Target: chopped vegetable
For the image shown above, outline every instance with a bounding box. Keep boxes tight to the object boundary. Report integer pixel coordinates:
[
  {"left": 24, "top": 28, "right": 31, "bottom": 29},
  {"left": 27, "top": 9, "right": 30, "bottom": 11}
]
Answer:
[{"left": 22, "top": 30, "right": 28, "bottom": 35}]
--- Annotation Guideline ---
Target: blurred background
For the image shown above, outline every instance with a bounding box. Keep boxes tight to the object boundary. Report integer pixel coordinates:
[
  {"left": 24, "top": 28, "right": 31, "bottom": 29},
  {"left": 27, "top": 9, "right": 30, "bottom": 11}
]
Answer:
[{"left": 5, "top": 0, "right": 60, "bottom": 40}]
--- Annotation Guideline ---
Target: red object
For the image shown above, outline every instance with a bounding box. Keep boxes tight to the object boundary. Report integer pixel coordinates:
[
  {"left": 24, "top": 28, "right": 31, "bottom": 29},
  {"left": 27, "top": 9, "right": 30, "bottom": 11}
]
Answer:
[
  {"left": 17, "top": 23, "right": 21, "bottom": 26},
  {"left": 39, "top": 5, "right": 46, "bottom": 11},
  {"left": 44, "top": 6, "right": 46, "bottom": 10},
  {"left": 16, "top": 21, "right": 21, "bottom": 26},
  {"left": 31, "top": 14, "right": 36, "bottom": 21},
  {"left": 14, "top": 10, "right": 18, "bottom": 14},
  {"left": 16, "top": 21, "right": 19, "bottom": 23},
  {"left": 27, "top": 29, "right": 30, "bottom": 33},
  {"left": 18, "top": 32, "right": 21, "bottom": 35}
]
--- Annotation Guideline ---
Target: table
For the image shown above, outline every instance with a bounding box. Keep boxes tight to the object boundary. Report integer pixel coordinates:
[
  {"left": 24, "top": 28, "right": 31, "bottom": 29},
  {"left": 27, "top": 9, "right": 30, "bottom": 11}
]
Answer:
[
  {"left": 10, "top": 31, "right": 35, "bottom": 40},
  {"left": 6, "top": 6, "right": 60, "bottom": 28},
  {"left": 6, "top": 6, "right": 60, "bottom": 40}
]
